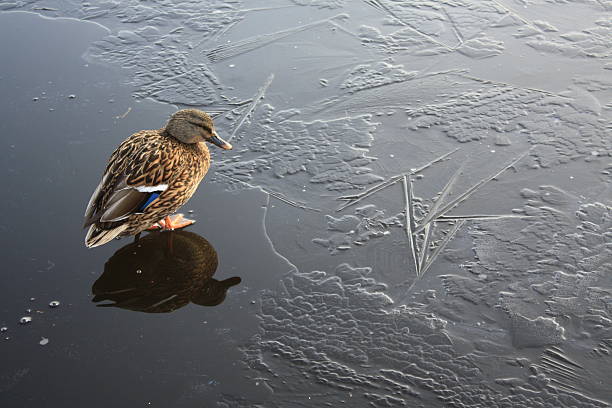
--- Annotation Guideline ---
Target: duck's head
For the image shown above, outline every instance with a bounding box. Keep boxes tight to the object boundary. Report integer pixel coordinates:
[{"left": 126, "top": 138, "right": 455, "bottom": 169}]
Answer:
[{"left": 164, "top": 109, "right": 232, "bottom": 150}]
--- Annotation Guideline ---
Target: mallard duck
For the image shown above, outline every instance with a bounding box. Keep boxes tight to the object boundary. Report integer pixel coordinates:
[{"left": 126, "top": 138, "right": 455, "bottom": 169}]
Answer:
[
  {"left": 84, "top": 109, "right": 232, "bottom": 248},
  {"left": 92, "top": 230, "right": 241, "bottom": 312}
]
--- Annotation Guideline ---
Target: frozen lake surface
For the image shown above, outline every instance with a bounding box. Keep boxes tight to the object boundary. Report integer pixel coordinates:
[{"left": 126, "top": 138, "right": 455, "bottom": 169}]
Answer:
[{"left": 0, "top": 1, "right": 610, "bottom": 407}]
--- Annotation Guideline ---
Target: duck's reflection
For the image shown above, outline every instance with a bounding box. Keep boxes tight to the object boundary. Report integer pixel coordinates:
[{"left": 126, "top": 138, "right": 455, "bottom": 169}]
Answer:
[{"left": 92, "top": 231, "right": 241, "bottom": 313}]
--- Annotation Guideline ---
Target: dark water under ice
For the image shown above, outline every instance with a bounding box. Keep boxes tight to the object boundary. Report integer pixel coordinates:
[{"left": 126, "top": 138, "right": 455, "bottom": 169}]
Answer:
[{"left": 0, "top": 2, "right": 610, "bottom": 407}]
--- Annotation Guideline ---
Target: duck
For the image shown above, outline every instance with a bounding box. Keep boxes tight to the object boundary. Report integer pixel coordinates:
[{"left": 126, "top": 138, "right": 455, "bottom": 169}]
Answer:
[
  {"left": 84, "top": 109, "right": 232, "bottom": 248},
  {"left": 91, "top": 230, "right": 242, "bottom": 312}
]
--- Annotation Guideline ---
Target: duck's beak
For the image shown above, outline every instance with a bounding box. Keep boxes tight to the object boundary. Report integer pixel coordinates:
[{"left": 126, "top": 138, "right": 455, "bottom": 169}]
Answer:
[{"left": 209, "top": 130, "right": 232, "bottom": 150}]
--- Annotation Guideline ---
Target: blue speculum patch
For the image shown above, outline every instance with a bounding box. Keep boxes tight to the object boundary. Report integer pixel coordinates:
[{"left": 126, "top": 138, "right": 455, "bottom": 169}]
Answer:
[{"left": 138, "top": 192, "right": 160, "bottom": 211}]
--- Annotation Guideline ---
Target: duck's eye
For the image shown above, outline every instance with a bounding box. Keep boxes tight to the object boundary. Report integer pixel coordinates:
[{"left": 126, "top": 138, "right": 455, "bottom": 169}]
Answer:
[
  {"left": 187, "top": 120, "right": 212, "bottom": 134},
  {"left": 200, "top": 124, "right": 213, "bottom": 135}
]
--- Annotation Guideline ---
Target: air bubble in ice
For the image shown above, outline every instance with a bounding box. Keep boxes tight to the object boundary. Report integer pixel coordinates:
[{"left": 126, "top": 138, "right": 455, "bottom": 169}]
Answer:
[{"left": 19, "top": 316, "right": 32, "bottom": 324}]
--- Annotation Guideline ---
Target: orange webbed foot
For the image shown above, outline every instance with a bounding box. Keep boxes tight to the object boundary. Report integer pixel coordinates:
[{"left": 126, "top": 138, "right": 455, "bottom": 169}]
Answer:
[
  {"left": 161, "top": 213, "right": 195, "bottom": 230},
  {"left": 147, "top": 223, "right": 162, "bottom": 231}
]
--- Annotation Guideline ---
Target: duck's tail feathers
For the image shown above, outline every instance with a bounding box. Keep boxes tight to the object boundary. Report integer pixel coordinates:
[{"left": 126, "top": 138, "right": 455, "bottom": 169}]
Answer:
[{"left": 85, "top": 224, "right": 129, "bottom": 248}]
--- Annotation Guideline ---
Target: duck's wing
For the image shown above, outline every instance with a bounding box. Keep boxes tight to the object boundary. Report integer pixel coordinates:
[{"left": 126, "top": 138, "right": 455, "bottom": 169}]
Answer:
[
  {"left": 83, "top": 172, "right": 109, "bottom": 226},
  {"left": 83, "top": 132, "right": 177, "bottom": 228},
  {"left": 83, "top": 175, "right": 169, "bottom": 227}
]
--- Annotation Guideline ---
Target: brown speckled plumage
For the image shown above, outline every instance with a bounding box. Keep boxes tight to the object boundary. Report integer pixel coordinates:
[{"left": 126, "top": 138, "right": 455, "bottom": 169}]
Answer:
[
  {"left": 99, "top": 130, "right": 209, "bottom": 234},
  {"left": 84, "top": 109, "right": 231, "bottom": 248}
]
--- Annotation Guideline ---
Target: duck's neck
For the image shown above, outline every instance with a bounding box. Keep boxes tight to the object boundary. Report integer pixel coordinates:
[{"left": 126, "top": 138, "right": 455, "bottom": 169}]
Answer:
[{"left": 160, "top": 127, "right": 172, "bottom": 138}]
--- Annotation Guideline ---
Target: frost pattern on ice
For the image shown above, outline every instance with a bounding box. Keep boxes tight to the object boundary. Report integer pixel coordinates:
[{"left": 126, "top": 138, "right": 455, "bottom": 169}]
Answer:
[
  {"left": 242, "top": 262, "right": 609, "bottom": 407},
  {"left": 216, "top": 105, "right": 384, "bottom": 197}
]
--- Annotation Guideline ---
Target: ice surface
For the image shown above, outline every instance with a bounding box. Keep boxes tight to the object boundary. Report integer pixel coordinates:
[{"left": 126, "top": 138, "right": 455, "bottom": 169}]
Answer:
[{"left": 1, "top": 0, "right": 610, "bottom": 406}]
